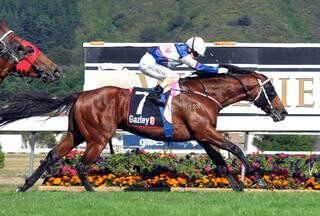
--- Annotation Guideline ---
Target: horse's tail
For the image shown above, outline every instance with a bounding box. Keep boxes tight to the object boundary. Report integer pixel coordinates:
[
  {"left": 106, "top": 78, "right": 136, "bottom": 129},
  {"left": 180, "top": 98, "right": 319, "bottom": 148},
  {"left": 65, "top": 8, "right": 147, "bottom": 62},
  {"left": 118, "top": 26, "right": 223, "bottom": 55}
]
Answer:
[{"left": 0, "top": 91, "right": 80, "bottom": 126}]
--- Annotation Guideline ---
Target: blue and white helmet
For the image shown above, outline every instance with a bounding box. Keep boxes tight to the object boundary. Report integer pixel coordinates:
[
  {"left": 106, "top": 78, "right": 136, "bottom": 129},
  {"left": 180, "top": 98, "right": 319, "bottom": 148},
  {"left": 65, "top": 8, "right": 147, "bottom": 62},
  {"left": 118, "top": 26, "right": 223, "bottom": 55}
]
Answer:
[{"left": 186, "top": 37, "right": 206, "bottom": 56}]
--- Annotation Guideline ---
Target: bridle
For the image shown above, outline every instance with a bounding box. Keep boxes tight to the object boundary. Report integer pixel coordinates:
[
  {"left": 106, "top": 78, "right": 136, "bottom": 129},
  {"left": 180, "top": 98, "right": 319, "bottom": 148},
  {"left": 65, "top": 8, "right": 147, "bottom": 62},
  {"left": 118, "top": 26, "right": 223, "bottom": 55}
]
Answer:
[
  {"left": 228, "top": 72, "right": 276, "bottom": 109},
  {"left": 0, "top": 29, "right": 49, "bottom": 82},
  {"left": 186, "top": 71, "right": 276, "bottom": 111},
  {"left": 0, "top": 30, "right": 21, "bottom": 63}
]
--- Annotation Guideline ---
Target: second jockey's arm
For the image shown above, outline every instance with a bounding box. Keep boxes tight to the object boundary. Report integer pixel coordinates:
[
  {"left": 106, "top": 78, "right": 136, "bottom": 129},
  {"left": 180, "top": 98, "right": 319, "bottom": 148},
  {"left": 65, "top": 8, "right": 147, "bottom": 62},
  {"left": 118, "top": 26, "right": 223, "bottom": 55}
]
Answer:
[{"left": 180, "top": 55, "right": 219, "bottom": 74}]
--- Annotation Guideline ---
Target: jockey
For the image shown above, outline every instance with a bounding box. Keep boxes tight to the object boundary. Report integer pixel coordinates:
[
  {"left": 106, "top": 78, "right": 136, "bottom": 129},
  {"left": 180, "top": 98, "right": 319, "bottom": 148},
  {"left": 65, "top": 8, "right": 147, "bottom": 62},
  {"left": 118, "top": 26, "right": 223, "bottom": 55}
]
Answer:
[{"left": 139, "top": 36, "right": 228, "bottom": 107}]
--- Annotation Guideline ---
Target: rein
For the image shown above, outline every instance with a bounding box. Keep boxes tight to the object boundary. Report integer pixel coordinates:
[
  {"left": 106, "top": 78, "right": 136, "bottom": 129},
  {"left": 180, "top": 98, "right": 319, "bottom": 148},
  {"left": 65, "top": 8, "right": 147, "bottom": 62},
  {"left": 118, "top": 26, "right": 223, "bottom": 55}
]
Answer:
[
  {"left": 178, "top": 68, "right": 271, "bottom": 110},
  {"left": 178, "top": 85, "right": 223, "bottom": 109},
  {"left": 227, "top": 73, "right": 255, "bottom": 102}
]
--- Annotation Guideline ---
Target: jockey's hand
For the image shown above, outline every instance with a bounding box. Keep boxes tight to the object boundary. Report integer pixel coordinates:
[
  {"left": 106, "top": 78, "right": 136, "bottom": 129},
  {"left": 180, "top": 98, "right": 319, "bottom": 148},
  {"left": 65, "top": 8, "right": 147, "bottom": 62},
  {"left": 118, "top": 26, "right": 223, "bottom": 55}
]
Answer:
[{"left": 218, "top": 67, "right": 228, "bottom": 74}]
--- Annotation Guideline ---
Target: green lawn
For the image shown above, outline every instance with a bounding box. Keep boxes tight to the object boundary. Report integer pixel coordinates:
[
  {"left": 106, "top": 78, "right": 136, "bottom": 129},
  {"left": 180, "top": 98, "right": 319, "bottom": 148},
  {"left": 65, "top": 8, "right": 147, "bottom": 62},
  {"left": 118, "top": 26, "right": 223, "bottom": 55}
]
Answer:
[{"left": 0, "top": 187, "right": 319, "bottom": 216}]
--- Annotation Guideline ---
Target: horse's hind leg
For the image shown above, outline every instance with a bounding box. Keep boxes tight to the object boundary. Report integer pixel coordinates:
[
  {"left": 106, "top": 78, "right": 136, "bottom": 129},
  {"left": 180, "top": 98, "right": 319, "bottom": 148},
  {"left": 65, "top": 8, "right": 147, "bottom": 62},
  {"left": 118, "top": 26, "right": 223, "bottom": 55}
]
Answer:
[
  {"left": 17, "top": 132, "right": 78, "bottom": 192},
  {"left": 109, "top": 140, "right": 114, "bottom": 154},
  {"left": 76, "top": 141, "right": 108, "bottom": 192},
  {"left": 200, "top": 142, "right": 243, "bottom": 192}
]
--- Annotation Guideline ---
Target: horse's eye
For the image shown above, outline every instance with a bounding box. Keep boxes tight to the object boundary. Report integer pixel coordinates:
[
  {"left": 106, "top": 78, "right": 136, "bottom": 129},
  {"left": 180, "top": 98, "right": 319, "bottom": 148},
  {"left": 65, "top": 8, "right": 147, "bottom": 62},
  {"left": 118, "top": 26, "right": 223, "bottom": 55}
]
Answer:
[
  {"left": 16, "top": 46, "right": 25, "bottom": 53},
  {"left": 26, "top": 46, "right": 34, "bottom": 55}
]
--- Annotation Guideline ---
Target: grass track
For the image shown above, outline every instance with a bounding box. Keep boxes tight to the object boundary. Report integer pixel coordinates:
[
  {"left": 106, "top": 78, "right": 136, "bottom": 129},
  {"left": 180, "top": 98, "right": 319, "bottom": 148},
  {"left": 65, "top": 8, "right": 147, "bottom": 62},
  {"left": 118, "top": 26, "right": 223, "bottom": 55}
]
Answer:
[{"left": 0, "top": 186, "right": 319, "bottom": 216}]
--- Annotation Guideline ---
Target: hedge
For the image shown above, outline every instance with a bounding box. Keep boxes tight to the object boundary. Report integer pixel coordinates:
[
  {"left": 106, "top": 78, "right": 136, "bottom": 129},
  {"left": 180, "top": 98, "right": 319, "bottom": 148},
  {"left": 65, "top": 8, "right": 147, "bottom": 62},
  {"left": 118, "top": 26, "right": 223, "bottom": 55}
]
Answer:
[
  {"left": 0, "top": 147, "right": 4, "bottom": 169},
  {"left": 43, "top": 150, "right": 320, "bottom": 190}
]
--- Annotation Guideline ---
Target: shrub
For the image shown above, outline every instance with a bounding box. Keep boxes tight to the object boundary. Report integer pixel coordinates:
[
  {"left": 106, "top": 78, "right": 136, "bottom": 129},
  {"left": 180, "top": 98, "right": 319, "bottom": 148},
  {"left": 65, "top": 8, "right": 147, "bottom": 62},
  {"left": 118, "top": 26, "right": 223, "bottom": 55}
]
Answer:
[
  {"left": 253, "top": 135, "right": 316, "bottom": 151},
  {"left": 237, "top": 15, "right": 252, "bottom": 26},
  {"left": 43, "top": 150, "right": 320, "bottom": 190},
  {"left": 0, "top": 145, "right": 4, "bottom": 169}
]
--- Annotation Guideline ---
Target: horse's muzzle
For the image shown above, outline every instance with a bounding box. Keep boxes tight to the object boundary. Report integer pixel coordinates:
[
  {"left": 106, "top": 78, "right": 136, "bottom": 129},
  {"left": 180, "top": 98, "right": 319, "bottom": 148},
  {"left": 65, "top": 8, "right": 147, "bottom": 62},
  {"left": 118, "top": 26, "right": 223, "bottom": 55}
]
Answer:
[
  {"left": 41, "top": 67, "right": 62, "bottom": 83},
  {"left": 270, "top": 109, "right": 288, "bottom": 122}
]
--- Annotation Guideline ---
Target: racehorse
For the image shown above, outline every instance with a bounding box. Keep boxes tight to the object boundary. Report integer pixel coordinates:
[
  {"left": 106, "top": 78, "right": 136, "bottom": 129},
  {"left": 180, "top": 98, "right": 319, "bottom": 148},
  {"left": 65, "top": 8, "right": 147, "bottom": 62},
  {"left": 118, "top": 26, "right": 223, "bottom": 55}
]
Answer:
[
  {"left": 0, "top": 20, "right": 61, "bottom": 83},
  {"left": 0, "top": 64, "right": 288, "bottom": 192}
]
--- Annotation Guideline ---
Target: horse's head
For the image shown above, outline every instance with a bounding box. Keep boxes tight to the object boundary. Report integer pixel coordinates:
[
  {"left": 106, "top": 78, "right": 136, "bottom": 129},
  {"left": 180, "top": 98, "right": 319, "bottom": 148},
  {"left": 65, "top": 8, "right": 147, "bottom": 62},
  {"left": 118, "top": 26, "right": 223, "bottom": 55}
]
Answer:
[
  {"left": 0, "top": 20, "right": 61, "bottom": 83},
  {"left": 216, "top": 64, "right": 288, "bottom": 122},
  {"left": 248, "top": 73, "right": 288, "bottom": 122},
  {"left": 14, "top": 37, "right": 62, "bottom": 82}
]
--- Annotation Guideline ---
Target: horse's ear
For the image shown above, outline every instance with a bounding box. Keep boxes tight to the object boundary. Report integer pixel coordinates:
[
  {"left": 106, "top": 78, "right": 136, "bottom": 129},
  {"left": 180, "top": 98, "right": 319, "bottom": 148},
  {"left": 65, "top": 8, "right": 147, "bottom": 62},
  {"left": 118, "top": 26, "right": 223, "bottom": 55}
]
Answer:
[{"left": 0, "top": 20, "right": 9, "bottom": 31}]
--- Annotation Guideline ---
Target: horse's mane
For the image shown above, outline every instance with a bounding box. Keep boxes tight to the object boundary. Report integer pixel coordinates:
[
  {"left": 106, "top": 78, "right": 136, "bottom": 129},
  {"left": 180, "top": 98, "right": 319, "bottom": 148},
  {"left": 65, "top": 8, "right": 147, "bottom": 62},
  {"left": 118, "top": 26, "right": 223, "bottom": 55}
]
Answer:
[{"left": 181, "top": 64, "right": 256, "bottom": 81}]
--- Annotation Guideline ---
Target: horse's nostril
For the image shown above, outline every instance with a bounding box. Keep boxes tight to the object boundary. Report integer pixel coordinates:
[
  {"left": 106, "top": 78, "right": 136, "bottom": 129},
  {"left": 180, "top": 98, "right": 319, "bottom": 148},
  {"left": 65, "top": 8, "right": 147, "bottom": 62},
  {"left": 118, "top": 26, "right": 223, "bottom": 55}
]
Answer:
[{"left": 53, "top": 68, "right": 62, "bottom": 79}]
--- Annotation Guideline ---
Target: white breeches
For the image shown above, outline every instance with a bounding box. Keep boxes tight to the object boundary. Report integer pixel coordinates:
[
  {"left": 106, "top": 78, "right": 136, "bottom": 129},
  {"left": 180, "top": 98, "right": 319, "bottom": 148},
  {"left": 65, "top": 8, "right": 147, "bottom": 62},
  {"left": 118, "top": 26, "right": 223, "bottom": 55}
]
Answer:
[{"left": 139, "top": 52, "right": 179, "bottom": 81}]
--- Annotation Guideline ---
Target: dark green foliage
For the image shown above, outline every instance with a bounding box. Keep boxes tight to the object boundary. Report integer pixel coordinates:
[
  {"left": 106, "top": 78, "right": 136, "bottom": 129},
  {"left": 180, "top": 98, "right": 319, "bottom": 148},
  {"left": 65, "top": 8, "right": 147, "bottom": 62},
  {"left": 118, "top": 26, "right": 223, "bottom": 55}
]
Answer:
[
  {"left": 0, "top": 0, "right": 320, "bottom": 106},
  {"left": 0, "top": 0, "right": 80, "bottom": 101},
  {"left": 253, "top": 135, "right": 317, "bottom": 151},
  {"left": 21, "top": 132, "right": 59, "bottom": 148},
  {"left": 237, "top": 15, "right": 252, "bottom": 26},
  {"left": 0, "top": 146, "right": 4, "bottom": 168}
]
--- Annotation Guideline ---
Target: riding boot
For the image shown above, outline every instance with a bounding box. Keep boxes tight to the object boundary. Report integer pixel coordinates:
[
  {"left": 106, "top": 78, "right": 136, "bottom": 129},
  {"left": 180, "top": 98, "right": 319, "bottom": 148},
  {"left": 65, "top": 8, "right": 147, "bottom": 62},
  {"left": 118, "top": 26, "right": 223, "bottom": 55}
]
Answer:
[{"left": 146, "top": 84, "right": 165, "bottom": 107}]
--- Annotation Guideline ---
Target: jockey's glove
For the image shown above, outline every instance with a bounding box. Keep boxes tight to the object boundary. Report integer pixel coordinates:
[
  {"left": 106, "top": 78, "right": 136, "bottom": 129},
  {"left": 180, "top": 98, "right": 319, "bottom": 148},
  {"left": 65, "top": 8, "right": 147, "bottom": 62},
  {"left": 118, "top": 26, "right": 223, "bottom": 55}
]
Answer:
[{"left": 218, "top": 67, "right": 228, "bottom": 74}]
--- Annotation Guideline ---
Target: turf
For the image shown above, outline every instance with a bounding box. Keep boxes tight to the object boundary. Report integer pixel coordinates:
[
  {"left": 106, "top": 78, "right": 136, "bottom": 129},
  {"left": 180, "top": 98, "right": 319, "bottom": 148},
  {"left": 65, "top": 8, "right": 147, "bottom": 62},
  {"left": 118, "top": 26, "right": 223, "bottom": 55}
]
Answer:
[{"left": 0, "top": 188, "right": 319, "bottom": 216}]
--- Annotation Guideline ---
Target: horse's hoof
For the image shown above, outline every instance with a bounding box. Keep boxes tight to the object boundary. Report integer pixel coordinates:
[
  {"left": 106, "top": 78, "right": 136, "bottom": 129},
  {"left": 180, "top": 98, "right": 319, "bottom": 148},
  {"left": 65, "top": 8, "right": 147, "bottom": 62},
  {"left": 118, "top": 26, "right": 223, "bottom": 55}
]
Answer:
[
  {"left": 16, "top": 187, "right": 23, "bottom": 192},
  {"left": 231, "top": 182, "right": 244, "bottom": 192},
  {"left": 236, "top": 182, "right": 244, "bottom": 192},
  {"left": 84, "top": 186, "right": 95, "bottom": 192},
  {"left": 255, "top": 178, "right": 267, "bottom": 188}
]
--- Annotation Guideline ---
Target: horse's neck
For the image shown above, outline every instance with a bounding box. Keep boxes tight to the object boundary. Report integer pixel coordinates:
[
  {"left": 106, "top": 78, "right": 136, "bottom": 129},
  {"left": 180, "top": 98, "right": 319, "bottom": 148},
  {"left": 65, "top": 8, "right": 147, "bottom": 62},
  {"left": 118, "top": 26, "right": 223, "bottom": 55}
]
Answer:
[
  {"left": 0, "top": 60, "right": 12, "bottom": 83},
  {"left": 180, "top": 75, "right": 255, "bottom": 108}
]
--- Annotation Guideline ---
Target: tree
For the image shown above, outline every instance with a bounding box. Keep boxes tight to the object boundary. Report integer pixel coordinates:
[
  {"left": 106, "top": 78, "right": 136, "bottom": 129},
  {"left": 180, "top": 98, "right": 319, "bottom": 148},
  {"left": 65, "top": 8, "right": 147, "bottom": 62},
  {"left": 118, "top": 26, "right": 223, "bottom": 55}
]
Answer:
[
  {"left": 22, "top": 132, "right": 58, "bottom": 148},
  {"left": 253, "top": 135, "right": 317, "bottom": 151}
]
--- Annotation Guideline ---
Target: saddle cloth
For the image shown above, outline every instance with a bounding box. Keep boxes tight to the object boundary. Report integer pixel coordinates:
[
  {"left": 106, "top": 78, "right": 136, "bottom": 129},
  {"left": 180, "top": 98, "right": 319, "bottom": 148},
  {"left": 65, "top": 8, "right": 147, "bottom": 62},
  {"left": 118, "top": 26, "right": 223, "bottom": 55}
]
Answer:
[
  {"left": 127, "top": 87, "right": 166, "bottom": 127},
  {"left": 127, "top": 83, "right": 180, "bottom": 131}
]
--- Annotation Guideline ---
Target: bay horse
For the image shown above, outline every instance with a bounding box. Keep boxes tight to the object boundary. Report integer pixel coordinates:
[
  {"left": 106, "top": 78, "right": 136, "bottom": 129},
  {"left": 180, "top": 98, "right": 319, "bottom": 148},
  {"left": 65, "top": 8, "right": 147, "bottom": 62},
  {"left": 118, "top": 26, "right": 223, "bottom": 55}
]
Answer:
[
  {"left": 0, "top": 65, "right": 288, "bottom": 192},
  {"left": 0, "top": 20, "right": 61, "bottom": 83}
]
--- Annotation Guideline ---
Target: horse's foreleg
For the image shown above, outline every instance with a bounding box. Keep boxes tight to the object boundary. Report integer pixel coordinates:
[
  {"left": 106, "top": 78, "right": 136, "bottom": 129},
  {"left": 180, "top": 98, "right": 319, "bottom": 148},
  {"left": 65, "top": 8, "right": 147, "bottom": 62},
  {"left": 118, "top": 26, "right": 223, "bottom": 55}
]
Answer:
[
  {"left": 220, "top": 138, "right": 266, "bottom": 187},
  {"left": 200, "top": 142, "right": 243, "bottom": 192},
  {"left": 17, "top": 132, "right": 76, "bottom": 192},
  {"left": 193, "top": 125, "right": 265, "bottom": 188}
]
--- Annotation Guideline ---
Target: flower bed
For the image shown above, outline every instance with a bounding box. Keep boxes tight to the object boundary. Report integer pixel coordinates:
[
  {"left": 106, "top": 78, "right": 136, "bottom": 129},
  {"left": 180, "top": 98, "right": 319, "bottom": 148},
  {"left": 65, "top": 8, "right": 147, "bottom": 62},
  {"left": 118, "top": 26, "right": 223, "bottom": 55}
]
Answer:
[{"left": 42, "top": 150, "right": 320, "bottom": 190}]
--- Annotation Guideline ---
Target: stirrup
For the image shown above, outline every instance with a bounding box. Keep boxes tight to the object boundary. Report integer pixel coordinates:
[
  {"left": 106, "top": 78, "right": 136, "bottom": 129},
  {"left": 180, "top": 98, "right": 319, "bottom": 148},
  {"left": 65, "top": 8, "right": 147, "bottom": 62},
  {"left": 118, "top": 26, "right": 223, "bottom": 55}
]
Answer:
[{"left": 147, "top": 95, "right": 165, "bottom": 107}]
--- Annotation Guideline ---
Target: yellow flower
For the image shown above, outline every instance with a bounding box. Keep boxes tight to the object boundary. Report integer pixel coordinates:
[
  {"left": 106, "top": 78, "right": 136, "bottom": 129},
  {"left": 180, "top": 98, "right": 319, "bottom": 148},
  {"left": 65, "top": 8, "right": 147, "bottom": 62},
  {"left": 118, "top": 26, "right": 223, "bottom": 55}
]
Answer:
[
  {"left": 195, "top": 179, "right": 203, "bottom": 184},
  {"left": 107, "top": 174, "right": 116, "bottom": 179},
  {"left": 222, "top": 178, "right": 229, "bottom": 185},
  {"left": 113, "top": 178, "right": 121, "bottom": 183},
  {"left": 203, "top": 178, "right": 209, "bottom": 184},
  {"left": 97, "top": 176, "right": 103, "bottom": 184},
  {"left": 177, "top": 177, "right": 186, "bottom": 185},
  {"left": 314, "top": 185, "right": 320, "bottom": 190},
  {"left": 53, "top": 178, "right": 61, "bottom": 185},
  {"left": 263, "top": 175, "right": 270, "bottom": 182},
  {"left": 62, "top": 176, "right": 69, "bottom": 181},
  {"left": 88, "top": 176, "right": 94, "bottom": 183}
]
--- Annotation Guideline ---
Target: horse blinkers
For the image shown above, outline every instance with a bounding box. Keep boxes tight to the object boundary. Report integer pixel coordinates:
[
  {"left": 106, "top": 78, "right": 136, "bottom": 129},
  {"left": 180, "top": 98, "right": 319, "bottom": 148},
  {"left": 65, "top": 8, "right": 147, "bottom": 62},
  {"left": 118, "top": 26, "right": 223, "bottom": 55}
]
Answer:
[
  {"left": 254, "top": 80, "right": 287, "bottom": 121},
  {"left": 254, "top": 81, "right": 277, "bottom": 108}
]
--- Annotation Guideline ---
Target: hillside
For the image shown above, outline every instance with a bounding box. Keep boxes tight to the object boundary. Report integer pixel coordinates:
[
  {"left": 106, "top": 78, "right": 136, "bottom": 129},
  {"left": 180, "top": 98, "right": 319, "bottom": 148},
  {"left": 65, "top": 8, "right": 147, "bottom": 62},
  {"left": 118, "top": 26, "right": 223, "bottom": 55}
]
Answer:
[{"left": 1, "top": 0, "right": 320, "bottom": 99}]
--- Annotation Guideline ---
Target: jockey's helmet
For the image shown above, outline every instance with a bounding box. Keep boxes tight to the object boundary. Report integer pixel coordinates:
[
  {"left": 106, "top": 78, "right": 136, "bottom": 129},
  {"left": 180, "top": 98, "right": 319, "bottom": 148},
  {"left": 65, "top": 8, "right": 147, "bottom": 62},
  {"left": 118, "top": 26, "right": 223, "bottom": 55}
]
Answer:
[{"left": 186, "top": 37, "right": 206, "bottom": 56}]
